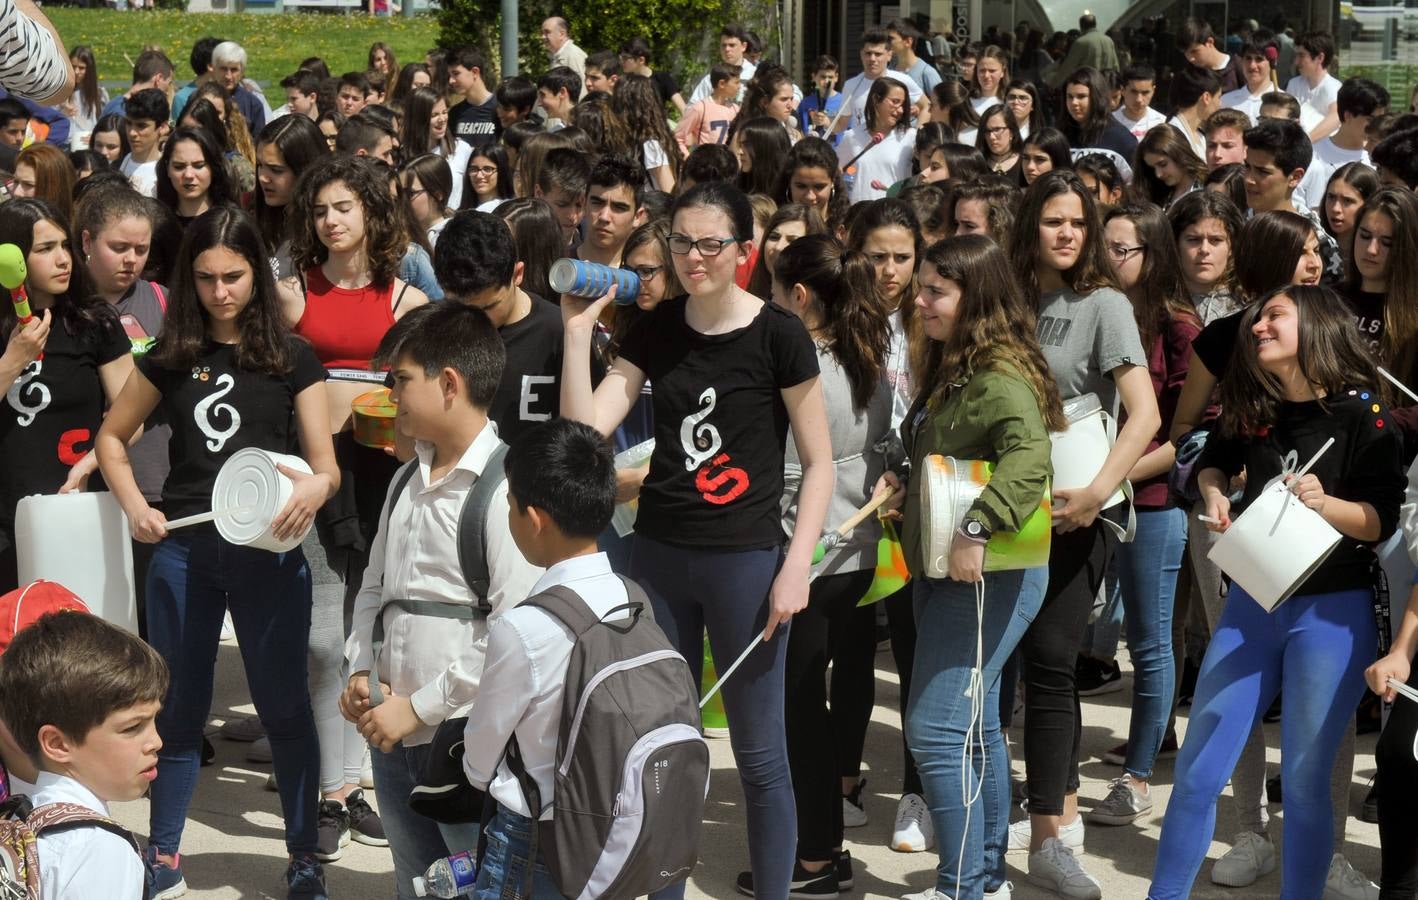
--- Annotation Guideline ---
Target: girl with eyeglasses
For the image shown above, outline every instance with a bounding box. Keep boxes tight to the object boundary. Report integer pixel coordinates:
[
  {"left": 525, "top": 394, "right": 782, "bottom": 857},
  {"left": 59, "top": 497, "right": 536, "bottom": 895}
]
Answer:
[
  {"left": 561, "top": 181, "right": 832, "bottom": 900},
  {"left": 838, "top": 78, "right": 915, "bottom": 204},
  {"left": 466, "top": 144, "right": 515, "bottom": 212},
  {"left": 1005, "top": 79, "right": 1042, "bottom": 140},
  {"left": 975, "top": 103, "right": 1022, "bottom": 181}
]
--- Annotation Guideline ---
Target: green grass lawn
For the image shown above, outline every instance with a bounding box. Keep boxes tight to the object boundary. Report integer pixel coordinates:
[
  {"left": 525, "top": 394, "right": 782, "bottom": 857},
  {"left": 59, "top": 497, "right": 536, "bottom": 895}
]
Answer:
[{"left": 47, "top": 8, "right": 442, "bottom": 86}]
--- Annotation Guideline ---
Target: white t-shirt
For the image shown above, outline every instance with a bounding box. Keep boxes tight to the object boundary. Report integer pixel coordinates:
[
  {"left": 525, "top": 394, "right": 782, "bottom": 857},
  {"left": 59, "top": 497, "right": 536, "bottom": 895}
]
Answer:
[
  {"left": 839, "top": 70, "right": 923, "bottom": 132},
  {"left": 1167, "top": 114, "right": 1206, "bottom": 159},
  {"left": 1220, "top": 86, "right": 1265, "bottom": 124},
  {"left": 1294, "top": 138, "right": 1371, "bottom": 210},
  {"left": 837, "top": 126, "right": 915, "bottom": 203},
  {"left": 970, "top": 94, "right": 1002, "bottom": 116},
  {"left": 119, "top": 155, "right": 159, "bottom": 198},
  {"left": 1286, "top": 72, "right": 1342, "bottom": 136},
  {"left": 688, "top": 60, "right": 756, "bottom": 105},
  {"left": 437, "top": 139, "right": 473, "bottom": 211},
  {"left": 1112, "top": 106, "right": 1167, "bottom": 141}
]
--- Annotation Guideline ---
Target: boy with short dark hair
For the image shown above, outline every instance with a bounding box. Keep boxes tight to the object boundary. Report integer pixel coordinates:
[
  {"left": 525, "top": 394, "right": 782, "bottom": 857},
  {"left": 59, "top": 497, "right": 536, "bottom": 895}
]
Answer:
[
  {"left": 578, "top": 156, "right": 647, "bottom": 268},
  {"left": 0, "top": 611, "right": 168, "bottom": 900},
  {"left": 335, "top": 112, "right": 399, "bottom": 166},
  {"left": 1174, "top": 17, "right": 1246, "bottom": 96},
  {"left": 448, "top": 45, "right": 500, "bottom": 148},
  {"left": 1244, "top": 117, "right": 1344, "bottom": 282},
  {"left": 674, "top": 62, "right": 741, "bottom": 154},
  {"left": 494, "top": 76, "right": 537, "bottom": 127},
  {"left": 797, "top": 55, "right": 842, "bottom": 140},
  {"left": 434, "top": 211, "right": 595, "bottom": 442},
  {"left": 1295, "top": 76, "right": 1389, "bottom": 209},
  {"left": 1258, "top": 90, "right": 1301, "bottom": 121},
  {"left": 336, "top": 72, "right": 370, "bottom": 117},
  {"left": 1112, "top": 64, "right": 1166, "bottom": 140},
  {"left": 0, "top": 97, "right": 29, "bottom": 149},
  {"left": 536, "top": 67, "right": 582, "bottom": 127},
  {"left": 1202, "top": 108, "right": 1251, "bottom": 169},
  {"left": 342, "top": 303, "right": 542, "bottom": 900},
  {"left": 583, "top": 50, "right": 619, "bottom": 95},
  {"left": 121, "top": 88, "right": 169, "bottom": 197},
  {"left": 1372, "top": 127, "right": 1418, "bottom": 189},
  {"left": 460, "top": 417, "right": 625, "bottom": 900},
  {"left": 1286, "top": 30, "right": 1343, "bottom": 139},
  {"left": 679, "top": 142, "right": 739, "bottom": 191},
  {"left": 279, "top": 71, "right": 321, "bottom": 120},
  {"left": 533, "top": 147, "right": 591, "bottom": 249}
]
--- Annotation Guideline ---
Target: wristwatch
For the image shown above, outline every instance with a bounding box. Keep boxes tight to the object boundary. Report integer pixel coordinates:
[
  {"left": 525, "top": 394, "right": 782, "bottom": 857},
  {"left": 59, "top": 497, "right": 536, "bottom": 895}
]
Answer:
[{"left": 958, "top": 516, "right": 991, "bottom": 543}]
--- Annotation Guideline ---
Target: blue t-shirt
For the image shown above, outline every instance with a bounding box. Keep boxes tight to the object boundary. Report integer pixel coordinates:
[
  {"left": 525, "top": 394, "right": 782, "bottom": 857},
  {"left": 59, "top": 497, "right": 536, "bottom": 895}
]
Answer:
[{"left": 798, "top": 91, "right": 845, "bottom": 146}]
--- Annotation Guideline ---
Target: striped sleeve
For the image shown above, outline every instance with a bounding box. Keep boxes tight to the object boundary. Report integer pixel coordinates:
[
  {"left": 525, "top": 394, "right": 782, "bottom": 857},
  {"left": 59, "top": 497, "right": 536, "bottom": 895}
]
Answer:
[{"left": 0, "top": 0, "right": 67, "bottom": 102}]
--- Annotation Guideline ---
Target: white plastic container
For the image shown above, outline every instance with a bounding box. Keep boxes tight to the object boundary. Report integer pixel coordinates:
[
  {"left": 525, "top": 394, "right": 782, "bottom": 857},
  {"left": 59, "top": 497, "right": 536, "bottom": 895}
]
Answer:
[
  {"left": 211, "top": 449, "right": 314, "bottom": 552},
  {"left": 1049, "top": 393, "right": 1126, "bottom": 510},
  {"left": 14, "top": 491, "right": 138, "bottom": 634},
  {"left": 610, "top": 439, "right": 655, "bottom": 538},
  {"left": 919, "top": 455, "right": 1052, "bottom": 576},
  {"left": 1208, "top": 479, "right": 1342, "bottom": 611}
]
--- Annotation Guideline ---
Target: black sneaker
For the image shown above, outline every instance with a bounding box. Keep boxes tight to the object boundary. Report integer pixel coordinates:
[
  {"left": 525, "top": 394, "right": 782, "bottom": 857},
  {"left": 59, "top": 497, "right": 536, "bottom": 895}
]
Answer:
[
  {"left": 1266, "top": 774, "right": 1283, "bottom": 805},
  {"left": 833, "top": 850, "right": 854, "bottom": 890},
  {"left": 736, "top": 862, "right": 839, "bottom": 898},
  {"left": 286, "top": 853, "right": 328, "bottom": 900},
  {"left": 345, "top": 788, "right": 388, "bottom": 847},
  {"left": 1361, "top": 775, "right": 1379, "bottom": 824},
  {"left": 1077, "top": 659, "right": 1122, "bottom": 696},
  {"left": 314, "top": 799, "right": 350, "bottom": 862},
  {"left": 200, "top": 736, "right": 215, "bottom": 767}
]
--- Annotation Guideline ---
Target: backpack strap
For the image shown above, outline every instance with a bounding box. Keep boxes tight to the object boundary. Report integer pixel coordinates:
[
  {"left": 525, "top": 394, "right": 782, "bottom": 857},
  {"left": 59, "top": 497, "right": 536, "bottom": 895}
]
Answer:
[
  {"left": 458, "top": 442, "right": 509, "bottom": 616},
  {"left": 520, "top": 575, "right": 651, "bottom": 637},
  {"left": 26, "top": 802, "right": 143, "bottom": 858},
  {"left": 149, "top": 281, "right": 166, "bottom": 313}
]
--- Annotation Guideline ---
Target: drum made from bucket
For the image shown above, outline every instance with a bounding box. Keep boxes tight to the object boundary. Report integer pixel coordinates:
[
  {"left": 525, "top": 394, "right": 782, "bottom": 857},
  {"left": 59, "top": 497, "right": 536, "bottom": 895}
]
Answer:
[
  {"left": 611, "top": 439, "right": 655, "bottom": 538},
  {"left": 352, "top": 387, "right": 397, "bottom": 450},
  {"left": 1050, "top": 394, "right": 1127, "bottom": 510},
  {"left": 211, "top": 448, "right": 314, "bottom": 552},
  {"left": 918, "top": 455, "right": 1051, "bottom": 578},
  {"left": 1207, "top": 479, "right": 1342, "bottom": 611},
  {"left": 15, "top": 491, "right": 138, "bottom": 634}
]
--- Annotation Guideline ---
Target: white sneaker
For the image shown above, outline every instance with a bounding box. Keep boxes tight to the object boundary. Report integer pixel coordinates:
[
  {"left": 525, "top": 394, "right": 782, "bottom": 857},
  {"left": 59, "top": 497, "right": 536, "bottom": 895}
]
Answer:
[
  {"left": 1210, "top": 831, "right": 1276, "bottom": 887},
  {"left": 843, "top": 796, "right": 867, "bottom": 828},
  {"left": 986, "top": 883, "right": 1012, "bottom": 899},
  {"left": 1007, "top": 814, "right": 1085, "bottom": 853},
  {"left": 901, "top": 880, "right": 1011, "bottom": 900},
  {"left": 901, "top": 890, "right": 951, "bottom": 900},
  {"left": 892, "top": 793, "right": 935, "bottom": 852},
  {"left": 1324, "top": 853, "right": 1379, "bottom": 900},
  {"left": 1028, "top": 837, "right": 1102, "bottom": 899}
]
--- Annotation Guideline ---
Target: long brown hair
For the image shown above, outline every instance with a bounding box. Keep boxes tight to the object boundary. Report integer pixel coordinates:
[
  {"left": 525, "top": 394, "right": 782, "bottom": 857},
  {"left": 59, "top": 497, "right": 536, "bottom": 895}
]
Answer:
[
  {"left": 1235, "top": 210, "right": 1314, "bottom": 301},
  {"left": 1348, "top": 188, "right": 1418, "bottom": 382},
  {"left": 607, "top": 220, "right": 682, "bottom": 359},
  {"left": 1134, "top": 125, "right": 1206, "bottom": 206},
  {"left": 289, "top": 155, "right": 406, "bottom": 286},
  {"left": 747, "top": 203, "right": 826, "bottom": 299},
  {"left": 1103, "top": 203, "right": 1200, "bottom": 349},
  {"left": 772, "top": 234, "right": 891, "bottom": 411},
  {"left": 1219, "top": 284, "right": 1379, "bottom": 436},
  {"left": 1010, "top": 169, "right": 1121, "bottom": 299},
  {"left": 918, "top": 234, "right": 1065, "bottom": 430},
  {"left": 848, "top": 198, "right": 927, "bottom": 377}
]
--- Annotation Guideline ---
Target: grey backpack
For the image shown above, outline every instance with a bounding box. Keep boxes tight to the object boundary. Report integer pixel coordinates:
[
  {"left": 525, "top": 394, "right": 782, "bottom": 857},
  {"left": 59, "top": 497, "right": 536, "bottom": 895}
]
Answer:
[{"left": 505, "top": 578, "right": 708, "bottom": 900}]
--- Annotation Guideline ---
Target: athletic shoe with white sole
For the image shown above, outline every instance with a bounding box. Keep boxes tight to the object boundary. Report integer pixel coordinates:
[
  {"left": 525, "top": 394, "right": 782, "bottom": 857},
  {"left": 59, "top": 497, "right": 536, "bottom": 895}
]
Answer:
[
  {"left": 247, "top": 736, "right": 272, "bottom": 763},
  {"left": 891, "top": 793, "right": 934, "bottom": 852},
  {"left": 834, "top": 850, "right": 853, "bottom": 890},
  {"left": 1210, "top": 831, "right": 1276, "bottom": 887},
  {"left": 1007, "top": 813, "right": 1084, "bottom": 852},
  {"left": 218, "top": 716, "right": 265, "bottom": 742},
  {"left": 1323, "top": 853, "right": 1379, "bottom": 900},
  {"left": 902, "top": 881, "right": 1013, "bottom": 900},
  {"left": 735, "top": 861, "right": 838, "bottom": 898},
  {"left": 1087, "top": 777, "right": 1152, "bottom": 826},
  {"left": 843, "top": 778, "right": 868, "bottom": 828},
  {"left": 1028, "top": 838, "right": 1102, "bottom": 900}
]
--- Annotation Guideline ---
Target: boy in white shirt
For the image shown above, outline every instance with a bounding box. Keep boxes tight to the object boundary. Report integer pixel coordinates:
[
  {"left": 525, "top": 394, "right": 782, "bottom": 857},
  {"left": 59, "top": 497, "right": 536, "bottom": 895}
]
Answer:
[
  {"left": 341, "top": 302, "right": 542, "bottom": 900},
  {"left": 462, "top": 417, "right": 627, "bottom": 900},
  {"left": 1294, "top": 76, "right": 1388, "bottom": 210},
  {"left": 1286, "top": 30, "right": 1343, "bottom": 140},
  {"left": 118, "top": 88, "right": 168, "bottom": 198},
  {"left": 0, "top": 611, "right": 166, "bottom": 900},
  {"left": 1220, "top": 42, "right": 1277, "bottom": 124},
  {"left": 1112, "top": 64, "right": 1166, "bottom": 140}
]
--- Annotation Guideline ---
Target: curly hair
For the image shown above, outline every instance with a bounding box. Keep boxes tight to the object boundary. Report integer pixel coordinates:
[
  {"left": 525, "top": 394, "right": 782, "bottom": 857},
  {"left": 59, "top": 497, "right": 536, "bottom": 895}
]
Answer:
[
  {"left": 613, "top": 74, "right": 683, "bottom": 180},
  {"left": 289, "top": 154, "right": 407, "bottom": 285}
]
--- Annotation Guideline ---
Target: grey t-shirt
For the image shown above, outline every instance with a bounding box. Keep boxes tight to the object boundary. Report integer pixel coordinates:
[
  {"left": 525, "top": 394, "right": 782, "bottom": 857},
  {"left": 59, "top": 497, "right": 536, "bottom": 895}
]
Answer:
[
  {"left": 1035, "top": 285, "right": 1145, "bottom": 411},
  {"left": 113, "top": 280, "right": 171, "bottom": 502}
]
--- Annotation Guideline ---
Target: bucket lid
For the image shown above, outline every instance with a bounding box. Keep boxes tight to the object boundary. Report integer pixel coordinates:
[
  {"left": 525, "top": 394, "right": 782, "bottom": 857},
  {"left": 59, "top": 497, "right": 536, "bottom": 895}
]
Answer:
[
  {"left": 212, "top": 449, "right": 309, "bottom": 545},
  {"left": 352, "top": 387, "right": 397, "bottom": 418},
  {"left": 613, "top": 438, "right": 655, "bottom": 469},
  {"left": 1061, "top": 393, "right": 1102, "bottom": 422}
]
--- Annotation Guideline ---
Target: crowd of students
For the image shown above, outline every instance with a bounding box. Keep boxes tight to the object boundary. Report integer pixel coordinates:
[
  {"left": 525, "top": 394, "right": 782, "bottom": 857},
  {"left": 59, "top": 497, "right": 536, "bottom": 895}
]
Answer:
[{"left": 2, "top": 7, "right": 1418, "bottom": 900}]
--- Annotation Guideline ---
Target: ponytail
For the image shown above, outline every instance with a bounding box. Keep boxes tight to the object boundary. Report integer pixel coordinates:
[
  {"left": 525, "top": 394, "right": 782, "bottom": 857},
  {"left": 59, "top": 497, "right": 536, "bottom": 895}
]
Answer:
[{"left": 775, "top": 234, "right": 892, "bottom": 411}]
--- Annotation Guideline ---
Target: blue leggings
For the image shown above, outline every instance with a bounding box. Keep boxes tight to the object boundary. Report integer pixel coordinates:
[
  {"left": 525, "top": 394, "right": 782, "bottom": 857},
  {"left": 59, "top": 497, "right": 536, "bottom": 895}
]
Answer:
[
  {"left": 630, "top": 536, "right": 792, "bottom": 900},
  {"left": 1149, "top": 585, "right": 1376, "bottom": 900}
]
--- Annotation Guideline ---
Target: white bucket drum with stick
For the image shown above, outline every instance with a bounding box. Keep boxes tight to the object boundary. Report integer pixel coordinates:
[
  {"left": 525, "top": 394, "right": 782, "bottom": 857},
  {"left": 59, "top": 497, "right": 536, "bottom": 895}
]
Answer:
[{"left": 164, "top": 448, "right": 314, "bottom": 552}]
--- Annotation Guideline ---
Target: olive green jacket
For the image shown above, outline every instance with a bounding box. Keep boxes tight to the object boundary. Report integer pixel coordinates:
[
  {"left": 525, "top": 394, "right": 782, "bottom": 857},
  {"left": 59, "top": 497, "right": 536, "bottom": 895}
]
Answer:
[{"left": 901, "top": 365, "right": 1053, "bottom": 577}]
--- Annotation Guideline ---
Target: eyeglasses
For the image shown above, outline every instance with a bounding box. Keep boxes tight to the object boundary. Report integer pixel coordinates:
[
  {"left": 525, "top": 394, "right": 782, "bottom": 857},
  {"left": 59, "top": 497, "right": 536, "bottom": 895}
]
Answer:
[
  {"left": 1006, "top": 94, "right": 1032, "bottom": 104},
  {"left": 468, "top": 165, "right": 498, "bottom": 175},
  {"left": 624, "top": 264, "right": 663, "bottom": 279},
  {"left": 984, "top": 125, "right": 1010, "bottom": 135},
  {"left": 667, "top": 234, "right": 738, "bottom": 256},
  {"left": 1107, "top": 244, "right": 1146, "bottom": 261}
]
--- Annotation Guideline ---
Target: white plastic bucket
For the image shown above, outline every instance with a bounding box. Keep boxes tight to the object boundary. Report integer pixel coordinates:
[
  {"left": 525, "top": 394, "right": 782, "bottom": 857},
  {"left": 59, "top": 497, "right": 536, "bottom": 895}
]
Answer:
[
  {"left": 211, "top": 448, "right": 314, "bottom": 552},
  {"left": 1207, "top": 479, "right": 1342, "bottom": 611},
  {"left": 1050, "top": 394, "right": 1126, "bottom": 510},
  {"left": 14, "top": 491, "right": 137, "bottom": 634},
  {"left": 610, "top": 439, "right": 654, "bottom": 538},
  {"left": 919, "top": 455, "right": 1052, "bottom": 577}
]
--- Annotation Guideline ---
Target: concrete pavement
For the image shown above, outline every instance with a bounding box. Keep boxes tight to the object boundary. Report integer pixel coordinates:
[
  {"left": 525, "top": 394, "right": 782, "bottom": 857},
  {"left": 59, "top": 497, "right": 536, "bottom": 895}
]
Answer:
[{"left": 106, "top": 637, "right": 1382, "bottom": 898}]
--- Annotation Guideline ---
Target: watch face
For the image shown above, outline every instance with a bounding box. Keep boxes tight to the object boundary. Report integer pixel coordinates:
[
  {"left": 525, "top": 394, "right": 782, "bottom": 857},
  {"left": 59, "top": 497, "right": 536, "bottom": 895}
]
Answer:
[{"left": 966, "top": 519, "right": 984, "bottom": 536}]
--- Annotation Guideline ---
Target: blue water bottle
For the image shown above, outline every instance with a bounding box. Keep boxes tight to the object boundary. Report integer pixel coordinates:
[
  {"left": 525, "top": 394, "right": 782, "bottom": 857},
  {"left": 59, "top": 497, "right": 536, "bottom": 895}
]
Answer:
[
  {"left": 548, "top": 258, "right": 640, "bottom": 304},
  {"left": 412, "top": 849, "right": 478, "bottom": 897}
]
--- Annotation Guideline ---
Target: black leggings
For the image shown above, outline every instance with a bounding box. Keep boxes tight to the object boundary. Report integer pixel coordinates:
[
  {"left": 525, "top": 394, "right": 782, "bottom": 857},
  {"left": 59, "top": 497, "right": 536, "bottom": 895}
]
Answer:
[
  {"left": 784, "top": 568, "right": 876, "bottom": 861},
  {"left": 1378, "top": 670, "right": 1418, "bottom": 898},
  {"left": 1021, "top": 523, "right": 1112, "bottom": 815},
  {"left": 885, "top": 585, "right": 924, "bottom": 797}
]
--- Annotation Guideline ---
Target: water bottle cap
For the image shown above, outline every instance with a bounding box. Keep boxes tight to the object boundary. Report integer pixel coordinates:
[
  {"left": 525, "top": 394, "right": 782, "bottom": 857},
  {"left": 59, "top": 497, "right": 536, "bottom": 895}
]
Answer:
[{"left": 412, "top": 876, "right": 428, "bottom": 897}]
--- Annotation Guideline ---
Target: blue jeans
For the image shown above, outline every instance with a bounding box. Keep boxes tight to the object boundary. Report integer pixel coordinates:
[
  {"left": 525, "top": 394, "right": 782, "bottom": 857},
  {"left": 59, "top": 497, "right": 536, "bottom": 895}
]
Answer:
[
  {"left": 473, "top": 805, "right": 560, "bottom": 900},
  {"left": 1116, "top": 507, "right": 1186, "bottom": 778},
  {"left": 1149, "top": 586, "right": 1376, "bottom": 900},
  {"left": 906, "top": 567, "right": 1045, "bottom": 900},
  {"left": 371, "top": 741, "right": 484, "bottom": 900},
  {"left": 145, "top": 531, "right": 319, "bottom": 855},
  {"left": 630, "top": 536, "right": 792, "bottom": 900}
]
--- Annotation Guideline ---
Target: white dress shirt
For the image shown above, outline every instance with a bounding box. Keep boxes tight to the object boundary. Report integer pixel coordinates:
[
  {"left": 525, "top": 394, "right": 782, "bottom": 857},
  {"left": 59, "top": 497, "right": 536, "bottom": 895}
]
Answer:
[
  {"left": 1287, "top": 72, "right": 1342, "bottom": 137},
  {"left": 346, "top": 423, "right": 544, "bottom": 746},
  {"left": 462, "top": 552, "right": 630, "bottom": 820},
  {"left": 837, "top": 126, "right": 915, "bottom": 203},
  {"left": 1220, "top": 85, "right": 1265, "bottom": 124},
  {"left": 31, "top": 772, "right": 144, "bottom": 900}
]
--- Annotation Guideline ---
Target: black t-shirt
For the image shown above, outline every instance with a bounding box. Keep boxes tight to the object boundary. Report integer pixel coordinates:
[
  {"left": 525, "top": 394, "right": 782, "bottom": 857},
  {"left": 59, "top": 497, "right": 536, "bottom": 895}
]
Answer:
[
  {"left": 137, "top": 338, "right": 327, "bottom": 520},
  {"left": 0, "top": 311, "right": 128, "bottom": 529},
  {"left": 617, "top": 296, "right": 819, "bottom": 550},
  {"left": 650, "top": 70, "right": 680, "bottom": 106},
  {"left": 1344, "top": 287, "right": 1384, "bottom": 353},
  {"left": 1191, "top": 308, "right": 1245, "bottom": 379},
  {"left": 450, "top": 96, "right": 500, "bottom": 148},
  {"left": 490, "top": 294, "right": 603, "bottom": 444},
  {"left": 1199, "top": 390, "right": 1404, "bottom": 595}
]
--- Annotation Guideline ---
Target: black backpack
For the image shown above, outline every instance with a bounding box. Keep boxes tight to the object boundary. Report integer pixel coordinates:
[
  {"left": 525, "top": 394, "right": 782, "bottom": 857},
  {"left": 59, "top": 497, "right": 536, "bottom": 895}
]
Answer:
[{"left": 505, "top": 578, "right": 708, "bottom": 900}]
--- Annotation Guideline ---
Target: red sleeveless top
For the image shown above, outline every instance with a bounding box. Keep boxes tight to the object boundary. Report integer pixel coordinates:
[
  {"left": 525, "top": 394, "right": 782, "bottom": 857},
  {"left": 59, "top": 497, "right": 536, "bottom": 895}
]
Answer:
[{"left": 294, "top": 267, "right": 401, "bottom": 371}]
